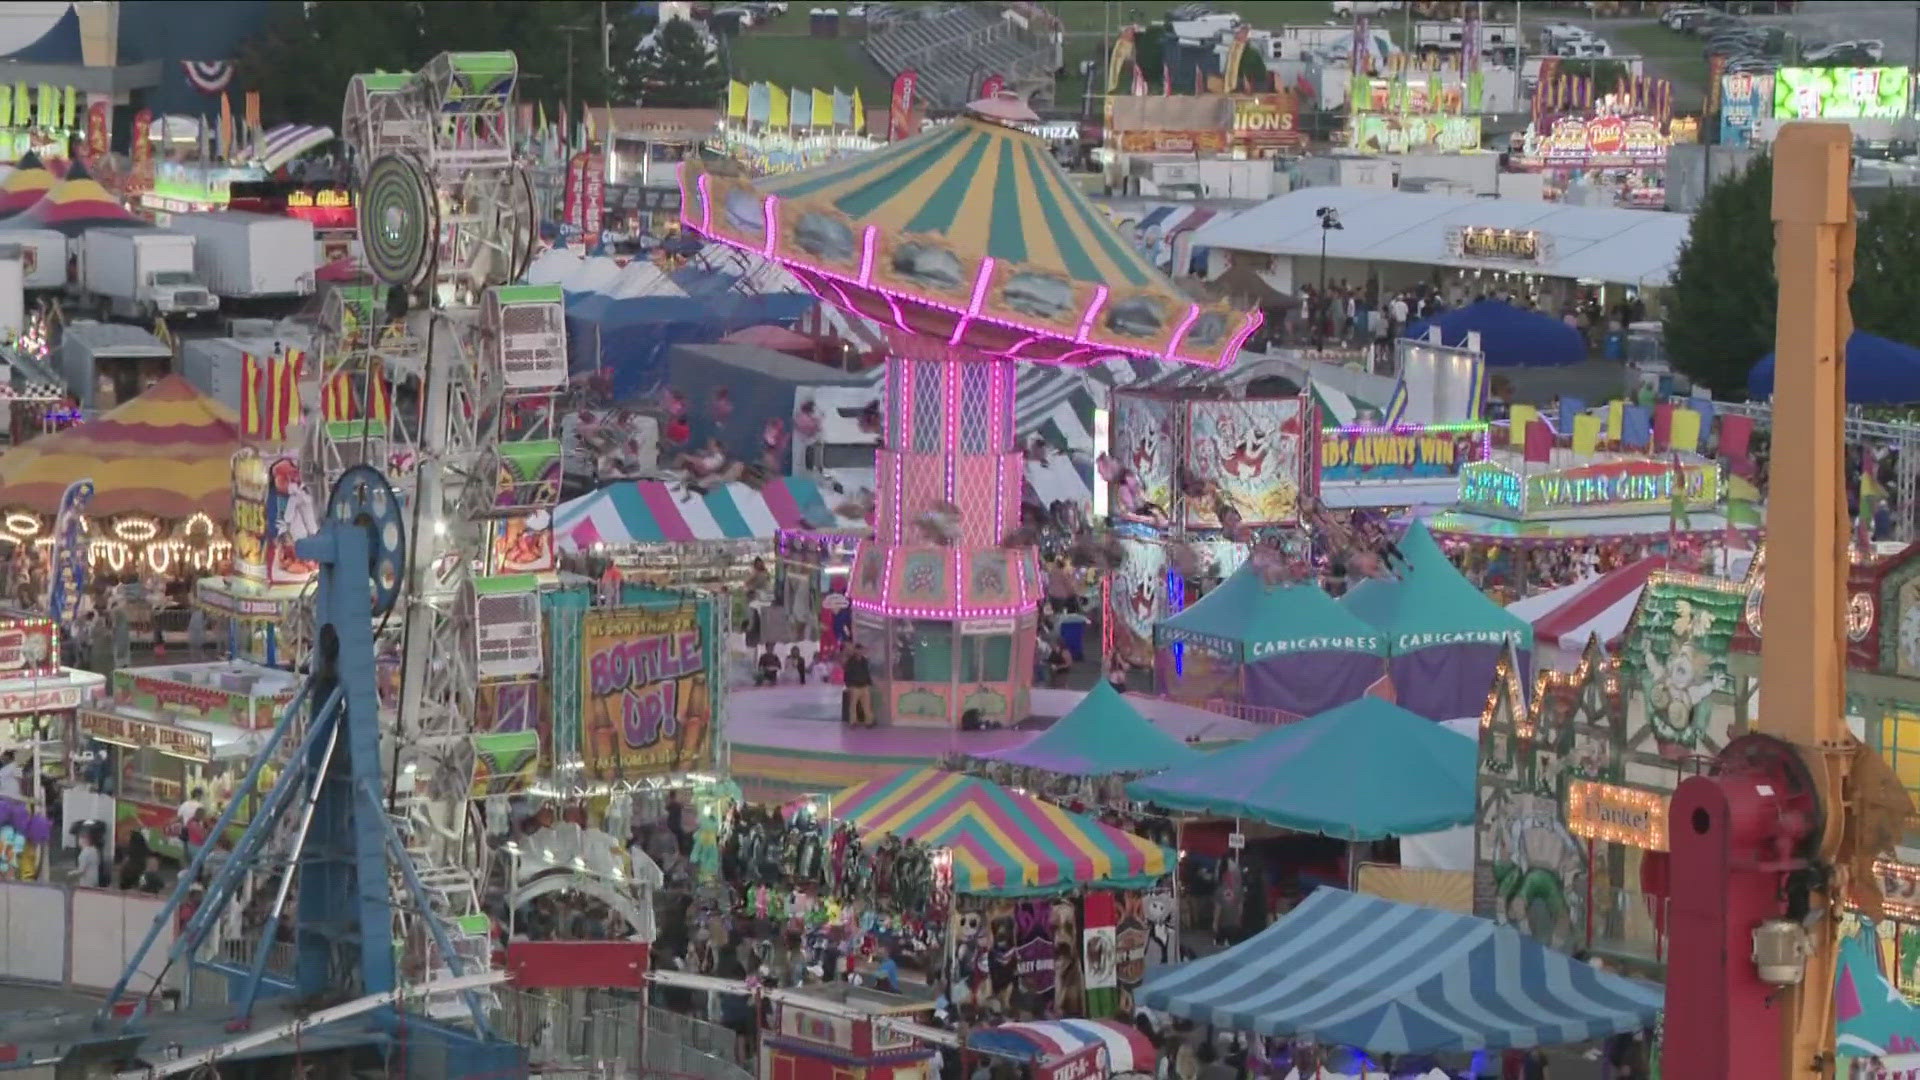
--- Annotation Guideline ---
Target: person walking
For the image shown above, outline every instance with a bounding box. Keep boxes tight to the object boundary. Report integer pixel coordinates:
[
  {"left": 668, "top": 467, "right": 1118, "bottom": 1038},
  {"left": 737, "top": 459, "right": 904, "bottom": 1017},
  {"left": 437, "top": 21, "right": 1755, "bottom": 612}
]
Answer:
[{"left": 842, "top": 643, "right": 874, "bottom": 727}]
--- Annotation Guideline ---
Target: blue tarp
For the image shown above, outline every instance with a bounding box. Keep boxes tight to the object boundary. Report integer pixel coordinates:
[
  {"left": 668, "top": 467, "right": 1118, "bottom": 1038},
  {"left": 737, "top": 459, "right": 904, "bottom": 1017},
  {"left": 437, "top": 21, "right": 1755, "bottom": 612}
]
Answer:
[
  {"left": 1136, "top": 889, "right": 1665, "bottom": 1053},
  {"left": 564, "top": 290, "right": 814, "bottom": 400},
  {"left": 1748, "top": 331, "right": 1920, "bottom": 404},
  {"left": 1407, "top": 300, "right": 1587, "bottom": 367}
]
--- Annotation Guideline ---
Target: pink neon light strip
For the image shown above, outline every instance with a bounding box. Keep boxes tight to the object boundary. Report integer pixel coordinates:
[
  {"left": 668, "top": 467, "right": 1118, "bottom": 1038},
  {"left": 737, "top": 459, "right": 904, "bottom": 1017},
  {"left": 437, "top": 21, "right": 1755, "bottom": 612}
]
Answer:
[
  {"left": 851, "top": 597, "right": 1038, "bottom": 620},
  {"left": 950, "top": 257, "right": 997, "bottom": 348},
  {"left": 1165, "top": 304, "right": 1202, "bottom": 360},
  {"left": 696, "top": 174, "right": 714, "bottom": 233},
  {"left": 944, "top": 362, "right": 959, "bottom": 505},
  {"left": 1076, "top": 286, "right": 1109, "bottom": 344},
  {"left": 989, "top": 361, "right": 1006, "bottom": 537},
  {"left": 858, "top": 226, "right": 878, "bottom": 285},
  {"left": 762, "top": 196, "right": 781, "bottom": 257}
]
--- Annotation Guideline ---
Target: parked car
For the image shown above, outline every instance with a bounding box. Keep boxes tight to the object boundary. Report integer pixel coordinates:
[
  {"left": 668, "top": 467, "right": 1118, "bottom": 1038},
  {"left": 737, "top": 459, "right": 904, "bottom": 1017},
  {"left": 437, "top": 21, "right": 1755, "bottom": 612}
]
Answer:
[
  {"left": 1727, "top": 56, "right": 1779, "bottom": 73},
  {"left": 1660, "top": 5, "right": 1713, "bottom": 29},
  {"left": 1804, "top": 38, "right": 1885, "bottom": 65},
  {"left": 1705, "top": 31, "right": 1766, "bottom": 58},
  {"left": 1689, "top": 12, "right": 1743, "bottom": 36}
]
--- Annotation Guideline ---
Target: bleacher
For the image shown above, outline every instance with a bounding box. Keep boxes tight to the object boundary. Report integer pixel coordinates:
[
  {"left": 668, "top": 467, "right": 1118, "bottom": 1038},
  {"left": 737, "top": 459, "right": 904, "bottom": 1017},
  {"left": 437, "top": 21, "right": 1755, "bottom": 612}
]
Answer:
[{"left": 863, "top": 3, "right": 1056, "bottom": 110}]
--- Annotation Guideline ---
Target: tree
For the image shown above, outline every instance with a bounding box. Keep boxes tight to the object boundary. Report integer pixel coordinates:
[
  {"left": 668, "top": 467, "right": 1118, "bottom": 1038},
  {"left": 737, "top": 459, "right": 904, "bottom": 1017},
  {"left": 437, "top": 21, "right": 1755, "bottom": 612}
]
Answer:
[
  {"left": 238, "top": 2, "right": 652, "bottom": 127},
  {"left": 632, "top": 18, "right": 727, "bottom": 109},
  {"left": 1663, "top": 155, "right": 1778, "bottom": 395},
  {"left": 1851, "top": 189, "right": 1920, "bottom": 348},
  {"left": 1665, "top": 155, "right": 1920, "bottom": 396}
]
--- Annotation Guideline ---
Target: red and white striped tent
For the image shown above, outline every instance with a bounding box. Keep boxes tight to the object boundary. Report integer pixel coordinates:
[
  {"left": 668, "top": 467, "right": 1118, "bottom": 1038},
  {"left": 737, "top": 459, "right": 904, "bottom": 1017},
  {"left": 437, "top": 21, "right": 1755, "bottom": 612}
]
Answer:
[{"left": 1506, "top": 556, "right": 1667, "bottom": 667}]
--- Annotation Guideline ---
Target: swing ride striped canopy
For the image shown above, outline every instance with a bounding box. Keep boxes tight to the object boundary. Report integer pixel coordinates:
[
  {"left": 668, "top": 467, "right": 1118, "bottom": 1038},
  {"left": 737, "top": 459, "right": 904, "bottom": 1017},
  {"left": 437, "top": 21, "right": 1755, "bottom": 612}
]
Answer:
[
  {"left": 6, "top": 158, "right": 147, "bottom": 235},
  {"left": 0, "top": 151, "right": 57, "bottom": 217},
  {"left": 0, "top": 374, "right": 242, "bottom": 519},
  {"left": 827, "top": 768, "right": 1172, "bottom": 895}
]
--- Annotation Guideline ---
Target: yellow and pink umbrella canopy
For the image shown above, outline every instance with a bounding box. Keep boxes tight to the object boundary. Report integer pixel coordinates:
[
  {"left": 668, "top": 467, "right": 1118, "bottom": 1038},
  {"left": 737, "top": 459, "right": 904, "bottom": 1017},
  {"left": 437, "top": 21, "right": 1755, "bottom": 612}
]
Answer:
[
  {"left": 0, "top": 375, "right": 243, "bottom": 520},
  {"left": 0, "top": 151, "right": 57, "bottom": 218}
]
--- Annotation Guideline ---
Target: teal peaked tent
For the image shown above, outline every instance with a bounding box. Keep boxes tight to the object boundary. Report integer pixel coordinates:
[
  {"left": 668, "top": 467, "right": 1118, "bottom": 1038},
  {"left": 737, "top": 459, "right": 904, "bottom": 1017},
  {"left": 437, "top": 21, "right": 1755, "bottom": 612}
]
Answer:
[
  {"left": 1341, "top": 521, "right": 1532, "bottom": 720},
  {"left": 976, "top": 682, "right": 1202, "bottom": 776},
  {"left": 1125, "top": 697, "right": 1477, "bottom": 839},
  {"left": 1154, "top": 562, "right": 1387, "bottom": 719}
]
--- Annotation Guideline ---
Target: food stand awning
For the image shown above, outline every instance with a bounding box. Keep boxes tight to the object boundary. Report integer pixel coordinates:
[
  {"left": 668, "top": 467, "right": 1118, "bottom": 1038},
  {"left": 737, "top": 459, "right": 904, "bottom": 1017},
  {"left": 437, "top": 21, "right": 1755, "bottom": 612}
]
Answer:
[
  {"left": 974, "top": 681, "right": 1201, "bottom": 777},
  {"left": 554, "top": 477, "right": 856, "bottom": 550},
  {"left": 828, "top": 768, "right": 1173, "bottom": 894},
  {"left": 0, "top": 374, "right": 242, "bottom": 518},
  {"left": 1136, "top": 889, "right": 1664, "bottom": 1053},
  {"left": 967, "top": 1019, "right": 1157, "bottom": 1072},
  {"left": 1125, "top": 697, "right": 1475, "bottom": 840}
]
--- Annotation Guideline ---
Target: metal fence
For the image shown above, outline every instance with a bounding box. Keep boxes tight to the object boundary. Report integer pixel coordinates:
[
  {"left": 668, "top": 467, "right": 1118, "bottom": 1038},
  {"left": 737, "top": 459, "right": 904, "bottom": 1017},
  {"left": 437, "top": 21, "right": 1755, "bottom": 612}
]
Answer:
[{"left": 492, "top": 988, "right": 754, "bottom": 1080}]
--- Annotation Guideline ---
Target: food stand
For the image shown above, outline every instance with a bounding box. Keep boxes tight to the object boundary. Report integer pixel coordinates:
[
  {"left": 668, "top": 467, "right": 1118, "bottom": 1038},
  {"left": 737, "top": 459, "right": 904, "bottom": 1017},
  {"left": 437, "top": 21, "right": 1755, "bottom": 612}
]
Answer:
[
  {"left": 760, "top": 984, "right": 937, "bottom": 1080},
  {"left": 0, "top": 613, "right": 104, "bottom": 779},
  {"left": 73, "top": 661, "right": 296, "bottom": 855}
]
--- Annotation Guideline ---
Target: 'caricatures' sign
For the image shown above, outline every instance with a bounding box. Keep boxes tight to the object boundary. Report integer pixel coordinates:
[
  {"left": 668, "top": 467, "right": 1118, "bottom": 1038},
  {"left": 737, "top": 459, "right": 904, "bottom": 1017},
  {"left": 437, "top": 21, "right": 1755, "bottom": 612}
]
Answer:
[{"left": 580, "top": 607, "right": 713, "bottom": 779}]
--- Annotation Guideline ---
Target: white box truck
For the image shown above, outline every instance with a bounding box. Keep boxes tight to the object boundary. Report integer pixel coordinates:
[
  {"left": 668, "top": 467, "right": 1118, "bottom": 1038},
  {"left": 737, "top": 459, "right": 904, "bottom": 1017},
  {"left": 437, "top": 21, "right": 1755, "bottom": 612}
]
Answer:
[
  {"left": 168, "top": 211, "right": 316, "bottom": 301},
  {"left": 0, "top": 228, "right": 68, "bottom": 290},
  {"left": 77, "top": 228, "right": 219, "bottom": 323},
  {"left": 0, "top": 245, "right": 23, "bottom": 340}
]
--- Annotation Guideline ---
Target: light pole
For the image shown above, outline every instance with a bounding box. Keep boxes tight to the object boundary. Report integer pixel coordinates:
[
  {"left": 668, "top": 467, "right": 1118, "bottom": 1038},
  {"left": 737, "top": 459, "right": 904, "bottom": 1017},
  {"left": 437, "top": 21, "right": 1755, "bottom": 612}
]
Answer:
[{"left": 1315, "top": 206, "right": 1343, "bottom": 293}]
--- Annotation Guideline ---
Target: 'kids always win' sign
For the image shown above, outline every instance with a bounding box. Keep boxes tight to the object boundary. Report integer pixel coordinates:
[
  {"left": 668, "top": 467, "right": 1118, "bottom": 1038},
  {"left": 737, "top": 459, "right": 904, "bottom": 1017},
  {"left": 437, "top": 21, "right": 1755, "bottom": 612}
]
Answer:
[{"left": 581, "top": 606, "right": 713, "bottom": 779}]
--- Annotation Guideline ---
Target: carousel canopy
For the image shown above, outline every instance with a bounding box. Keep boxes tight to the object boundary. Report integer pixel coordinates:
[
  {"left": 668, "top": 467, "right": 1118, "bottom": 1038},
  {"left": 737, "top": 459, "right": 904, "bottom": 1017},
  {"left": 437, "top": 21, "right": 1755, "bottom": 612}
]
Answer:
[
  {"left": 679, "top": 99, "right": 1258, "bottom": 367},
  {"left": 974, "top": 681, "right": 1202, "bottom": 777},
  {"left": 1341, "top": 522, "right": 1533, "bottom": 652},
  {"left": 0, "top": 151, "right": 56, "bottom": 217},
  {"left": 8, "top": 158, "right": 149, "bottom": 236},
  {"left": 827, "top": 767, "right": 1173, "bottom": 894},
  {"left": 1155, "top": 562, "right": 1386, "bottom": 662},
  {"left": 0, "top": 374, "right": 242, "bottom": 519},
  {"left": 1135, "top": 889, "right": 1665, "bottom": 1053},
  {"left": 1125, "top": 697, "right": 1475, "bottom": 840}
]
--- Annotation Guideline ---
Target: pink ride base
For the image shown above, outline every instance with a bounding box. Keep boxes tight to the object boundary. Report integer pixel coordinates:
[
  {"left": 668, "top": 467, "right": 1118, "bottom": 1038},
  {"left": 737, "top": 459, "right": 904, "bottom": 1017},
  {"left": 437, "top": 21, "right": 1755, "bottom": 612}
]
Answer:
[{"left": 722, "top": 685, "right": 1263, "bottom": 800}]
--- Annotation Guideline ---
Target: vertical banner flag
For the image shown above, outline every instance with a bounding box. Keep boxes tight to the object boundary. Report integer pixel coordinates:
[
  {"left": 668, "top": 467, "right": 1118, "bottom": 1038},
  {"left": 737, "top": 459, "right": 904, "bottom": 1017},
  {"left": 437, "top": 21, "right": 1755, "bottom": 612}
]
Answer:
[
  {"left": 244, "top": 89, "right": 262, "bottom": 148},
  {"left": 12, "top": 83, "right": 28, "bottom": 129},
  {"left": 130, "top": 108, "right": 154, "bottom": 191},
  {"left": 583, "top": 151, "right": 606, "bottom": 241},
  {"left": 62, "top": 85, "right": 76, "bottom": 129},
  {"left": 83, "top": 100, "right": 108, "bottom": 167},
  {"left": 1351, "top": 16, "right": 1369, "bottom": 78},
  {"left": 563, "top": 151, "right": 589, "bottom": 235},
  {"left": 1463, "top": 2, "right": 1481, "bottom": 75},
  {"left": 218, "top": 91, "right": 234, "bottom": 162},
  {"left": 887, "top": 69, "right": 918, "bottom": 142},
  {"left": 1083, "top": 891, "right": 1118, "bottom": 1018},
  {"left": 47, "top": 478, "right": 92, "bottom": 637}
]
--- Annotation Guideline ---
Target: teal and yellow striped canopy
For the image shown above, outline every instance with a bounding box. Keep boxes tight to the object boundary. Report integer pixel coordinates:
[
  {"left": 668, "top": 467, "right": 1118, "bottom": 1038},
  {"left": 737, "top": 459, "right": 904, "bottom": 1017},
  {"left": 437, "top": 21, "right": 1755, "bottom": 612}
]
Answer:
[{"left": 682, "top": 115, "right": 1258, "bottom": 367}]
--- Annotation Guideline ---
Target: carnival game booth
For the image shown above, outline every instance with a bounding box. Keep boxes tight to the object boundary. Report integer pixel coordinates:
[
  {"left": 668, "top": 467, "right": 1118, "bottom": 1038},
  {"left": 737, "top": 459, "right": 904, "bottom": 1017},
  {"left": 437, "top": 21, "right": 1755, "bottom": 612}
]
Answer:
[
  {"left": 1340, "top": 522, "right": 1532, "bottom": 721},
  {"left": 1152, "top": 563, "right": 1389, "bottom": 723},
  {"left": 0, "top": 610, "right": 104, "bottom": 873},
  {"left": 1134, "top": 890, "right": 1665, "bottom": 1057},
  {"left": 0, "top": 375, "right": 237, "bottom": 586},
  {"left": 826, "top": 768, "right": 1175, "bottom": 1019},
  {"left": 71, "top": 661, "right": 295, "bottom": 857},
  {"left": 965, "top": 1019, "right": 1158, "bottom": 1080},
  {"left": 194, "top": 447, "right": 318, "bottom": 666}
]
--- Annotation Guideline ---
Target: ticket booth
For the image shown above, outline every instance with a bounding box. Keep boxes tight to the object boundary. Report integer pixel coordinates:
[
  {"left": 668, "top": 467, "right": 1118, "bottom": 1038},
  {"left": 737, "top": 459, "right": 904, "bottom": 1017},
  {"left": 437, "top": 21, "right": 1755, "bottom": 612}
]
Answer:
[{"left": 760, "top": 986, "right": 936, "bottom": 1080}]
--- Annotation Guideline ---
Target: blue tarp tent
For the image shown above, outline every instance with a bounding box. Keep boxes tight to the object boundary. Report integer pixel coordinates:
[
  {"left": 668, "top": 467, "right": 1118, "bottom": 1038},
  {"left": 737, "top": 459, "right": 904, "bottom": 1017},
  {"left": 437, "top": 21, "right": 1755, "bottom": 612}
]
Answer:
[
  {"left": 564, "top": 290, "right": 815, "bottom": 400},
  {"left": 1407, "top": 300, "right": 1587, "bottom": 367},
  {"left": 1748, "top": 331, "right": 1920, "bottom": 403}
]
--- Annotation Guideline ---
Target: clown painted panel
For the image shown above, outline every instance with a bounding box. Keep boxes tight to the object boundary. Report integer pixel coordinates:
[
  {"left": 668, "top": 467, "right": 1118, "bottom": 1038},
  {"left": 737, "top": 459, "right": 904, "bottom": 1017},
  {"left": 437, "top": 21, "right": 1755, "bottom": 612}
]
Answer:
[
  {"left": 1109, "top": 538, "right": 1165, "bottom": 669},
  {"left": 1182, "top": 398, "right": 1304, "bottom": 529},
  {"left": 1110, "top": 394, "right": 1175, "bottom": 520}
]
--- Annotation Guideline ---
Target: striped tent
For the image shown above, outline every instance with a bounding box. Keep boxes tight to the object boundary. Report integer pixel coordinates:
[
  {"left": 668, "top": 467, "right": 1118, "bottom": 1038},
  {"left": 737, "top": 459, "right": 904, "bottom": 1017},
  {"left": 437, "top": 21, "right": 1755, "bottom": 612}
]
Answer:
[
  {"left": 0, "top": 374, "right": 242, "bottom": 519},
  {"left": 553, "top": 477, "right": 857, "bottom": 550},
  {"left": 682, "top": 109, "right": 1258, "bottom": 367},
  {"left": 828, "top": 768, "right": 1172, "bottom": 894},
  {"left": 1136, "top": 889, "right": 1664, "bottom": 1052},
  {"left": 256, "top": 123, "right": 334, "bottom": 174},
  {"left": 0, "top": 151, "right": 56, "bottom": 217},
  {"left": 967, "top": 1020, "right": 1156, "bottom": 1072},
  {"left": 7, "top": 158, "right": 147, "bottom": 236}
]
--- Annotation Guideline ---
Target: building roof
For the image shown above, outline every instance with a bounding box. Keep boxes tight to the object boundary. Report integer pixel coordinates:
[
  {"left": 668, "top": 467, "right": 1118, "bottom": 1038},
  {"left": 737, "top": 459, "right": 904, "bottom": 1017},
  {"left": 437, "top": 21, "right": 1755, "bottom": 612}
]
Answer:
[{"left": 1189, "top": 186, "right": 1694, "bottom": 287}]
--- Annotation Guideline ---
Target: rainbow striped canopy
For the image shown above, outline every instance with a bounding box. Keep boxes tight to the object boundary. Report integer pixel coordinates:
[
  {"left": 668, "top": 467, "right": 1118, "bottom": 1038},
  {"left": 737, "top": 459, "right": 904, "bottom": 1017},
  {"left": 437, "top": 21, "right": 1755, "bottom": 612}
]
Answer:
[
  {"left": 8, "top": 158, "right": 147, "bottom": 236},
  {"left": 0, "top": 375, "right": 242, "bottom": 519},
  {"left": 828, "top": 768, "right": 1172, "bottom": 894},
  {"left": 0, "top": 152, "right": 56, "bottom": 217}
]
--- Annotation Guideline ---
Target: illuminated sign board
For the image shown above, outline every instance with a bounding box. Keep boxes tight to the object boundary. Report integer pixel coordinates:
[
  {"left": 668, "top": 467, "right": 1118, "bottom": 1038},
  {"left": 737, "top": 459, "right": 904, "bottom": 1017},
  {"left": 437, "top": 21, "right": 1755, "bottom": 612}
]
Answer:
[
  {"left": 1319, "top": 423, "right": 1488, "bottom": 482},
  {"left": 1449, "top": 227, "right": 1546, "bottom": 264},
  {"left": 1773, "top": 66, "right": 1911, "bottom": 119},
  {"left": 1350, "top": 114, "right": 1482, "bottom": 154},
  {"left": 1531, "top": 114, "right": 1671, "bottom": 168},
  {"left": 1567, "top": 780, "right": 1669, "bottom": 852},
  {"left": 1457, "top": 458, "right": 1721, "bottom": 521}
]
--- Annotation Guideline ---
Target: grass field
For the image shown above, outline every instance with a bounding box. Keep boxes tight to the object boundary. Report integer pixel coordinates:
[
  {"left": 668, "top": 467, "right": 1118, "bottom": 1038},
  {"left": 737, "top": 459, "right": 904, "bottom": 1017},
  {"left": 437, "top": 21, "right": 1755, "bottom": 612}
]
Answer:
[
  {"left": 721, "top": 0, "right": 1340, "bottom": 112},
  {"left": 1608, "top": 22, "right": 1712, "bottom": 110}
]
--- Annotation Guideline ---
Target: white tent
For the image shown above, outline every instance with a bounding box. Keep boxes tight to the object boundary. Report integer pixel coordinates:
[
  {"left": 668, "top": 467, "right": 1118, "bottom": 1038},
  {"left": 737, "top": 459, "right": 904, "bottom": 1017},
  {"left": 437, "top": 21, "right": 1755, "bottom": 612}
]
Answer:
[
  {"left": 561, "top": 255, "right": 624, "bottom": 294},
  {"left": 606, "top": 260, "right": 687, "bottom": 299},
  {"left": 525, "top": 248, "right": 582, "bottom": 287}
]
